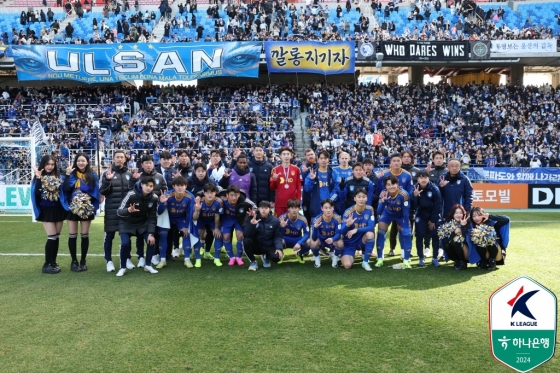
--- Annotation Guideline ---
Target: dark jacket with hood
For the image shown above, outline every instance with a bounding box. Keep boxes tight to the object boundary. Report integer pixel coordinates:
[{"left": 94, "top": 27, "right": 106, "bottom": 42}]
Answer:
[
  {"left": 248, "top": 157, "right": 275, "bottom": 204},
  {"left": 244, "top": 210, "right": 283, "bottom": 250},
  {"left": 100, "top": 164, "right": 132, "bottom": 232},
  {"left": 129, "top": 169, "right": 167, "bottom": 196},
  {"left": 117, "top": 182, "right": 159, "bottom": 235}
]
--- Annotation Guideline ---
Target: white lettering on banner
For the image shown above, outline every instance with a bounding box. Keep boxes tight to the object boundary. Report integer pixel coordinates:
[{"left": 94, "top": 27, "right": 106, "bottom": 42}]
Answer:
[
  {"left": 46, "top": 50, "right": 80, "bottom": 72},
  {"left": 83, "top": 53, "right": 110, "bottom": 76},
  {"left": 473, "top": 189, "right": 510, "bottom": 203},
  {"left": 152, "top": 52, "right": 187, "bottom": 74},
  {"left": 383, "top": 44, "right": 406, "bottom": 56},
  {"left": 532, "top": 188, "right": 560, "bottom": 205},
  {"left": 442, "top": 45, "right": 465, "bottom": 57},
  {"left": 192, "top": 49, "right": 223, "bottom": 73},
  {"left": 409, "top": 44, "right": 437, "bottom": 57},
  {"left": 113, "top": 51, "right": 146, "bottom": 73}
]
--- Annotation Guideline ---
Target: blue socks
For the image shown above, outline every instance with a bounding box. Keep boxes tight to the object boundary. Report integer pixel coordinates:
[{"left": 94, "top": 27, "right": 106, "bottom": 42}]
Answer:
[
  {"left": 364, "top": 238, "right": 375, "bottom": 262},
  {"left": 236, "top": 241, "right": 243, "bottom": 258},
  {"left": 158, "top": 229, "right": 168, "bottom": 258},
  {"left": 376, "top": 228, "right": 386, "bottom": 259},
  {"left": 224, "top": 240, "right": 234, "bottom": 258}
]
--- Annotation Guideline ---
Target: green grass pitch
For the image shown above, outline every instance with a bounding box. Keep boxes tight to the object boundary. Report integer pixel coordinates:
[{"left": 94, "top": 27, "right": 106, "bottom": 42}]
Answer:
[{"left": 0, "top": 212, "right": 559, "bottom": 373}]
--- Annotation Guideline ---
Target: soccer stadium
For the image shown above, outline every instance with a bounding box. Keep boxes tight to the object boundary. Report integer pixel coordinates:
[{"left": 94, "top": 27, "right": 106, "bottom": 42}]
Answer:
[{"left": 0, "top": 0, "right": 559, "bottom": 372}]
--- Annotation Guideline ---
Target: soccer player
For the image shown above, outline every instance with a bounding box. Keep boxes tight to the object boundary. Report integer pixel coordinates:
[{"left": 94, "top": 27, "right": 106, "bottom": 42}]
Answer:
[
  {"left": 244, "top": 201, "right": 284, "bottom": 271},
  {"left": 219, "top": 185, "right": 250, "bottom": 266},
  {"left": 375, "top": 175, "right": 413, "bottom": 269},
  {"left": 116, "top": 177, "right": 160, "bottom": 277},
  {"left": 100, "top": 150, "right": 132, "bottom": 272},
  {"left": 333, "top": 151, "right": 353, "bottom": 215},
  {"left": 303, "top": 150, "right": 339, "bottom": 218},
  {"left": 219, "top": 153, "right": 258, "bottom": 202},
  {"left": 300, "top": 148, "right": 317, "bottom": 222},
  {"left": 309, "top": 199, "right": 344, "bottom": 268},
  {"left": 412, "top": 170, "right": 442, "bottom": 267},
  {"left": 376, "top": 153, "right": 413, "bottom": 257},
  {"left": 192, "top": 183, "right": 223, "bottom": 266},
  {"left": 63, "top": 152, "right": 100, "bottom": 272},
  {"left": 188, "top": 162, "right": 217, "bottom": 257},
  {"left": 31, "top": 155, "right": 67, "bottom": 274},
  {"left": 341, "top": 188, "right": 376, "bottom": 271},
  {"left": 278, "top": 198, "right": 311, "bottom": 264},
  {"left": 156, "top": 176, "right": 196, "bottom": 269},
  {"left": 270, "top": 147, "right": 302, "bottom": 217}
]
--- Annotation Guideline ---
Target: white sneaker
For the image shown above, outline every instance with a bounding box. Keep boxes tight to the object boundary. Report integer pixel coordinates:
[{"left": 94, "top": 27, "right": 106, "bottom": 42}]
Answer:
[
  {"left": 172, "top": 248, "right": 180, "bottom": 258},
  {"left": 144, "top": 265, "right": 158, "bottom": 274},
  {"left": 106, "top": 261, "right": 115, "bottom": 272},
  {"left": 313, "top": 255, "right": 321, "bottom": 268},
  {"left": 332, "top": 256, "right": 339, "bottom": 268},
  {"left": 184, "top": 258, "right": 193, "bottom": 268},
  {"left": 437, "top": 249, "right": 444, "bottom": 260},
  {"left": 126, "top": 259, "right": 135, "bottom": 270},
  {"left": 424, "top": 248, "right": 431, "bottom": 258},
  {"left": 137, "top": 257, "right": 146, "bottom": 268},
  {"left": 151, "top": 254, "right": 160, "bottom": 266},
  {"left": 362, "top": 261, "right": 373, "bottom": 271},
  {"left": 116, "top": 268, "right": 126, "bottom": 277}
]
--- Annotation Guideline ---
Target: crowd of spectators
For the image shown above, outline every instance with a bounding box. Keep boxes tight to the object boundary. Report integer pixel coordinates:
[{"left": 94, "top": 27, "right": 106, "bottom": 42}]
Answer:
[
  {"left": 2, "top": 81, "right": 560, "bottom": 181},
  {"left": 2, "top": 0, "right": 559, "bottom": 45}
]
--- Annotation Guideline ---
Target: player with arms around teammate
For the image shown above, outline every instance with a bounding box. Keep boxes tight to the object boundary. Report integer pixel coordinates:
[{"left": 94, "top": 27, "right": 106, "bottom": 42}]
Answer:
[
  {"left": 278, "top": 198, "right": 311, "bottom": 264},
  {"left": 116, "top": 177, "right": 159, "bottom": 277},
  {"left": 100, "top": 150, "right": 132, "bottom": 272},
  {"left": 156, "top": 176, "right": 196, "bottom": 270},
  {"left": 192, "top": 183, "right": 224, "bottom": 267},
  {"left": 412, "top": 170, "right": 442, "bottom": 267},
  {"left": 375, "top": 175, "right": 413, "bottom": 269},
  {"left": 303, "top": 150, "right": 340, "bottom": 219},
  {"left": 32, "top": 155, "right": 68, "bottom": 274},
  {"left": 270, "top": 147, "right": 302, "bottom": 217},
  {"left": 340, "top": 188, "right": 376, "bottom": 271},
  {"left": 309, "top": 198, "right": 344, "bottom": 268}
]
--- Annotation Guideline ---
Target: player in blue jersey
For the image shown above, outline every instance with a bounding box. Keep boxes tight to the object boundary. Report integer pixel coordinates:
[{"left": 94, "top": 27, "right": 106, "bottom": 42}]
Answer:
[
  {"left": 310, "top": 198, "right": 344, "bottom": 268},
  {"left": 375, "top": 175, "right": 413, "bottom": 268},
  {"left": 332, "top": 152, "right": 353, "bottom": 215},
  {"left": 219, "top": 185, "right": 246, "bottom": 266},
  {"left": 341, "top": 188, "right": 376, "bottom": 271},
  {"left": 156, "top": 176, "right": 196, "bottom": 269},
  {"left": 278, "top": 198, "right": 311, "bottom": 264},
  {"left": 192, "top": 183, "right": 224, "bottom": 267},
  {"left": 376, "top": 153, "right": 414, "bottom": 257}
]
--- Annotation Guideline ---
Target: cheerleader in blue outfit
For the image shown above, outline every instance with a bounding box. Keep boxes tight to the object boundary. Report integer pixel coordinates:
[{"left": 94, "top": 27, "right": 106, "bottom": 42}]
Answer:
[
  {"left": 467, "top": 206, "right": 510, "bottom": 271},
  {"left": 63, "top": 152, "right": 100, "bottom": 272},
  {"left": 31, "top": 155, "right": 68, "bottom": 274}
]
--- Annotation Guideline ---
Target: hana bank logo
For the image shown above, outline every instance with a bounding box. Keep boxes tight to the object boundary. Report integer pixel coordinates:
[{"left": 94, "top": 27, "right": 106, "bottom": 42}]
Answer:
[{"left": 508, "top": 286, "right": 539, "bottom": 326}]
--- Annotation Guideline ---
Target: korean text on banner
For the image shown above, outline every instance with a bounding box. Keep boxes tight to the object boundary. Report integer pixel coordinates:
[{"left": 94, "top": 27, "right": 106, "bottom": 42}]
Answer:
[
  {"left": 472, "top": 184, "right": 528, "bottom": 209},
  {"left": 12, "top": 42, "right": 262, "bottom": 83},
  {"left": 490, "top": 39, "right": 556, "bottom": 55},
  {"left": 264, "top": 41, "right": 355, "bottom": 74}
]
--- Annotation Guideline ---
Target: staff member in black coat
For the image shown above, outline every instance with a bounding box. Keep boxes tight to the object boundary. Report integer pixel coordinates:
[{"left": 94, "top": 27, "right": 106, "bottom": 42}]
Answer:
[
  {"left": 248, "top": 145, "right": 275, "bottom": 205},
  {"left": 175, "top": 149, "right": 193, "bottom": 179},
  {"left": 100, "top": 150, "right": 132, "bottom": 272},
  {"left": 116, "top": 177, "right": 160, "bottom": 277},
  {"left": 244, "top": 201, "right": 284, "bottom": 271}
]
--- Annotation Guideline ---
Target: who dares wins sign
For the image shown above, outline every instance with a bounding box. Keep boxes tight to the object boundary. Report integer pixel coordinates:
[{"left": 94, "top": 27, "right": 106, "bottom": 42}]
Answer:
[{"left": 358, "top": 41, "right": 468, "bottom": 61}]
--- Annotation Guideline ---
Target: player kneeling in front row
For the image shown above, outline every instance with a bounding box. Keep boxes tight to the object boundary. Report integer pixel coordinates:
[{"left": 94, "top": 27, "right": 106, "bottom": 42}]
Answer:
[
  {"left": 244, "top": 201, "right": 284, "bottom": 271},
  {"left": 116, "top": 177, "right": 159, "bottom": 277},
  {"left": 156, "top": 176, "right": 196, "bottom": 270},
  {"left": 310, "top": 198, "right": 344, "bottom": 268},
  {"left": 375, "top": 175, "right": 413, "bottom": 269},
  {"left": 279, "top": 198, "right": 311, "bottom": 264},
  {"left": 192, "top": 183, "right": 224, "bottom": 266},
  {"left": 341, "top": 188, "right": 376, "bottom": 271}
]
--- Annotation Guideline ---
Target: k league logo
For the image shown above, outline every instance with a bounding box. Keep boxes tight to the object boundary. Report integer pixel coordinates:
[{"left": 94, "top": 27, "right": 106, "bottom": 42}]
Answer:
[{"left": 489, "top": 276, "right": 557, "bottom": 373}]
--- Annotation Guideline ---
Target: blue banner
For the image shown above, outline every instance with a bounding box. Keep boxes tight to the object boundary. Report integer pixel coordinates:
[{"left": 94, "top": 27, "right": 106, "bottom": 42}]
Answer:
[
  {"left": 264, "top": 41, "right": 355, "bottom": 75},
  {"left": 467, "top": 167, "right": 560, "bottom": 184},
  {"left": 12, "top": 42, "right": 261, "bottom": 83}
]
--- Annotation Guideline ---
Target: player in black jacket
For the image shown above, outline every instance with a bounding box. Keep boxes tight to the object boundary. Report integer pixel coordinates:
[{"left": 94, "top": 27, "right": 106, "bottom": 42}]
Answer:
[
  {"left": 100, "top": 150, "right": 132, "bottom": 272},
  {"left": 244, "top": 201, "right": 284, "bottom": 271},
  {"left": 116, "top": 177, "right": 159, "bottom": 277}
]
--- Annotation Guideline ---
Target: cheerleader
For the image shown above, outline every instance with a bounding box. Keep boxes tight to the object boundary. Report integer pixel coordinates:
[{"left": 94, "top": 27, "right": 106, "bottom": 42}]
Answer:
[
  {"left": 63, "top": 153, "right": 100, "bottom": 272},
  {"left": 31, "top": 155, "right": 68, "bottom": 274},
  {"left": 468, "top": 207, "right": 510, "bottom": 271},
  {"left": 438, "top": 204, "right": 469, "bottom": 271}
]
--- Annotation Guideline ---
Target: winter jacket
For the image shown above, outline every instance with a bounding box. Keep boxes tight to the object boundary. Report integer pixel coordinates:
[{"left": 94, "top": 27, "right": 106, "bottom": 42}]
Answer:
[
  {"left": 244, "top": 211, "right": 283, "bottom": 250},
  {"left": 188, "top": 174, "right": 216, "bottom": 196},
  {"left": 248, "top": 157, "right": 275, "bottom": 204},
  {"left": 402, "top": 164, "right": 421, "bottom": 183},
  {"left": 440, "top": 171, "right": 473, "bottom": 217},
  {"left": 155, "top": 164, "right": 176, "bottom": 189},
  {"left": 128, "top": 169, "right": 167, "bottom": 196},
  {"left": 176, "top": 163, "right": 194, "bottom": 180},
  {"left": 117, "top": 182, "right": 159, "bottom": 235},
  {"left": 428, "top": 165, "right": 448, "bottom": 184},
  {"left": 412, "top": 181, "right": 442, "bottom": 223},
  {"left": 100, "top": 165, "right": 132, "bottom": 232}
]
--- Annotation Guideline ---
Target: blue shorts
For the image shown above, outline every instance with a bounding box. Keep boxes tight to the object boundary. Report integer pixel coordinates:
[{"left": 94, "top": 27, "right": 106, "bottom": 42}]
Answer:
[
  {"left": 221, "top": 219, "right": 243, "bottom": 235},
  {"left": 342, "top": 242, "right": 365, "bottom": 257},
  {"left": 284, "top": 236, "right": 303, "bottom": 248},
  {"left": 379, "top": 214, "right": 411, "bottom": 235},
  {"left": 198, "top": 220, "right": 216, "bottom": 231}
]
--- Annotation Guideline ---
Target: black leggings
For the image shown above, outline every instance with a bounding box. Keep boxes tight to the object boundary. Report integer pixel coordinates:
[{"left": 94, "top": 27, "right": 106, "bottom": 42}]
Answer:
[{"left": 243, "top": 237, "right": 281, "bottom": 263}]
